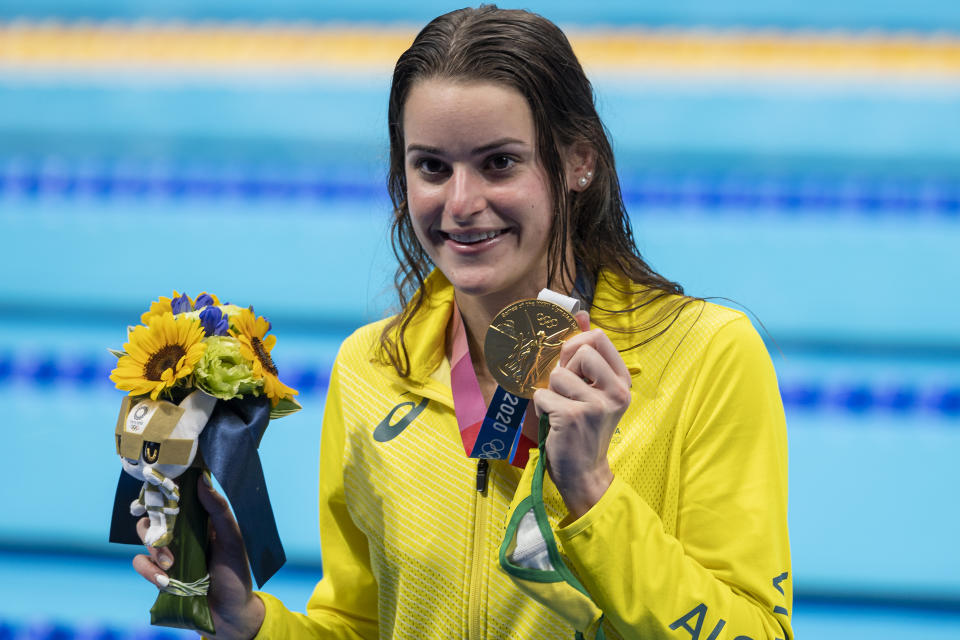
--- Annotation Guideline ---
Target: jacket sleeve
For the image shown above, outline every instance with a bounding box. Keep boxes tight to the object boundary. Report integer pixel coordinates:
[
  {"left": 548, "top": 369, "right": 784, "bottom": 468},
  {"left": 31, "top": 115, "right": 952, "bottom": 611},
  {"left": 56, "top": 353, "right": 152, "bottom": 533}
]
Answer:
[
  {"left": 555, "top": 316, "right": 793, "bottom": 640},
  {"left": 254, "top": 357, "right": 379, "bottom": 640}
]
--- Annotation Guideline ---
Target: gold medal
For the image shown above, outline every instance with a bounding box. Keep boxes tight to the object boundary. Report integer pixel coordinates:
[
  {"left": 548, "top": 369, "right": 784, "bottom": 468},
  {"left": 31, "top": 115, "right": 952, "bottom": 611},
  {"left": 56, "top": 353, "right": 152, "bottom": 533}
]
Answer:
[{"left": 484, "top": 299, "right": 580, "bottom": 398}]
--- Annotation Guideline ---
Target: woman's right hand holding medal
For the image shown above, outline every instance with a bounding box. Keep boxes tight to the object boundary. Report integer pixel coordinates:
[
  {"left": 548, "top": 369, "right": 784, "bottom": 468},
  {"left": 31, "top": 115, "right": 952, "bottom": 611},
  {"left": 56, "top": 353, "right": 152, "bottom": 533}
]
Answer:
[{"left": 532, "top": 311, "right": 632, "bottom": 520}]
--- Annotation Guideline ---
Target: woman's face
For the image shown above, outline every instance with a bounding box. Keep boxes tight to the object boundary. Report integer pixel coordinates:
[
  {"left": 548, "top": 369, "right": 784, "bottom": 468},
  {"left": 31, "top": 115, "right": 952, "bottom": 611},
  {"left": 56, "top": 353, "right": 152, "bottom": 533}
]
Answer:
[{"left": 402, "top": 79, "right": 572, "bottom": 311}]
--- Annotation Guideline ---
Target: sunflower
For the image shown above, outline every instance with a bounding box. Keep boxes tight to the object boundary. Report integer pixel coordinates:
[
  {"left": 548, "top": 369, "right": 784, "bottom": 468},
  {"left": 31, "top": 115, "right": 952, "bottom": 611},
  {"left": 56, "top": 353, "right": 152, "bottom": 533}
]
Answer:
[
  {"left": 229, "top": 307, "right": 298, "bottom": 406},
  {"left": 140, "top": 291, "right": 184, "bottom": 325},
  {"left": 111, "top": 312, "right": 207, "bottom": 400}
]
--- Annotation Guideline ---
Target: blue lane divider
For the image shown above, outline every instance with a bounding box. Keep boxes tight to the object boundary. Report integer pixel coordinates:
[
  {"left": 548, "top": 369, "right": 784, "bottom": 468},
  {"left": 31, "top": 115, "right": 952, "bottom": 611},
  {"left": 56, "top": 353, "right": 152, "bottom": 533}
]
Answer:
[
  {"left": 0, "top": 618, "right": 188, "bottom": 640},
  {"left": 619, "top": 175, "right": 960, "bottom": 215},
  {"left": 779, "top": 381, "right": 960, "bottom": 416},
  {"left": 0, "top": 350, "right": 332, "bottom": 396},
  {"left": 1, "top": 164, "right": 957, "bottom": 215},
  {"left": 0, "top": 350, "right": 957, "bottom": 418},
  {"left": 0, "top": 167, "right": 384, "bottom": 203}
]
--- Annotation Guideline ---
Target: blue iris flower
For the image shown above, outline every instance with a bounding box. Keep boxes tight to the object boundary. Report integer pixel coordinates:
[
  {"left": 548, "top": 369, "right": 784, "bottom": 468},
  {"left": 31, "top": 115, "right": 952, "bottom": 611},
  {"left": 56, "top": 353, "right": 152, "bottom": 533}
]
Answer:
[
  {"left": 195, "top": 293, "right": 216, "bottom": 310},
  {"left": 199, "top": 306, "right": 230, "bottom": 337},
  {"left": 171, "top": 293, "right": 192, "bottom": 314}
]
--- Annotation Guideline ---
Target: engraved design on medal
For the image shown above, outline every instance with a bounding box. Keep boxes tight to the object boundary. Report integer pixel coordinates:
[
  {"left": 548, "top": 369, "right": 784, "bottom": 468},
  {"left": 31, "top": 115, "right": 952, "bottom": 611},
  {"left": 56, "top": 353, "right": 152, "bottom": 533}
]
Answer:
[{"left": 484, "top": 299, "right": 579, "bottom": 398}]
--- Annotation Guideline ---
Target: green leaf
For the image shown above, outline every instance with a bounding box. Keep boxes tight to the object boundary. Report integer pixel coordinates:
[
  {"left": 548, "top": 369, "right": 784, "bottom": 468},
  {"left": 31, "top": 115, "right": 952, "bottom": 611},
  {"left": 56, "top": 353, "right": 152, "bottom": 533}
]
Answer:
[
  {"left": 107, "top": 348, "right": 127, "bottom": 359},
  {"left": 270, "top": 396, "right": 302, "bottom": 420}
]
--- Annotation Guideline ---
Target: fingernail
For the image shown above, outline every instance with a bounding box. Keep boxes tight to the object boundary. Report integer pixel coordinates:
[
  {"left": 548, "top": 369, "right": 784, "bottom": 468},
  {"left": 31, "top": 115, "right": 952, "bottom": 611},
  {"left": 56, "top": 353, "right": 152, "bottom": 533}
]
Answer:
[
  {"left": 155, "top": 574, "right": 170, "bottom": 588},
  {"left": 158, "top": 552, "right": 173, "bottom": 569},
  {"left": 201, "top": 472, "right": 212, "bottom": 486}
]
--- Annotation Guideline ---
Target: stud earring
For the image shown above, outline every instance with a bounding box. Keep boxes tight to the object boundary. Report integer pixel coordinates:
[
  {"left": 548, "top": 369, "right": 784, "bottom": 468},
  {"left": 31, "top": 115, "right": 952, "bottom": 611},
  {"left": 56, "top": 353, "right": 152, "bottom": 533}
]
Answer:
[{"left": 577, "top": 171, "right": 593, "bottom": 188}]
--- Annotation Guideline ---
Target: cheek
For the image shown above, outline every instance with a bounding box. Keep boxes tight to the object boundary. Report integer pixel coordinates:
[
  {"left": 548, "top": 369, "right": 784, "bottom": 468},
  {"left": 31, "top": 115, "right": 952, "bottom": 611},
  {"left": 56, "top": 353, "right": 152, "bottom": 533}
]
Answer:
[
  {"left": 522, "top": 182, "right": 556, "bottom": 236},
  {"left": 406, "top": 194, "right": 429, "bottom": 231},
  {"left": 409, "top": 214, "right": 432, "bottom": 250},
  {"left": 405, "top": 195, "right": 437, "bottom": 252},
  {"left": 406, "top": 183, "right": 441, "bottom": 226}
]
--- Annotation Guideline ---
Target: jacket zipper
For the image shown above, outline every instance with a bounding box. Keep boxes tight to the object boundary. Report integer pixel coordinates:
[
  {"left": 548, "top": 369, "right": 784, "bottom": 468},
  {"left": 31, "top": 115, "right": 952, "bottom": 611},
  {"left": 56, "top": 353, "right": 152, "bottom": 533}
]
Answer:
[
  {"left": 476, "top": 458, "right": 489, "bottom": 492},
  {"left": 468, "top": 459, "right": 490, "bottom": 638}
]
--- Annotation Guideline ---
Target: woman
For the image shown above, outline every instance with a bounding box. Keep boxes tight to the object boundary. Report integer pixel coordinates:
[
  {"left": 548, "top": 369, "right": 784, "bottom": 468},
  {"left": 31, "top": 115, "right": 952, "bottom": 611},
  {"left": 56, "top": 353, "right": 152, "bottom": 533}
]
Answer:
[{"left": 136, "top": 6, "right": 793, "bottom": 639}]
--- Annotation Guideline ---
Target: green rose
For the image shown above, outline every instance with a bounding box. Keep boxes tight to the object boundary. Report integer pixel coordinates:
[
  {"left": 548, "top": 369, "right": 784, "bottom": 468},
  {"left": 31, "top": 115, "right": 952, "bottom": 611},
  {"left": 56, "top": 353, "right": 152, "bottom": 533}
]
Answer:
[{"left": 194, "top": 336, "right": 262, "bottom": 400}]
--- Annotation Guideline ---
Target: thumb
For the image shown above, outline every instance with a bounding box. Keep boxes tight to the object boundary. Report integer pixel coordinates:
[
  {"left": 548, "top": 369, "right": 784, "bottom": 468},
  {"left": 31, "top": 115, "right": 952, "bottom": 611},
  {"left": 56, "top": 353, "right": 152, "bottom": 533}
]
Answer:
[
  {"left": 197, "top": 474, "right": 246, "bottom": 558},
  {"left": 574, "top": 310, "right": 591, "bottom": 332},
  {"left": 195, "top": 475, "right": 261, "bottom": 633}
]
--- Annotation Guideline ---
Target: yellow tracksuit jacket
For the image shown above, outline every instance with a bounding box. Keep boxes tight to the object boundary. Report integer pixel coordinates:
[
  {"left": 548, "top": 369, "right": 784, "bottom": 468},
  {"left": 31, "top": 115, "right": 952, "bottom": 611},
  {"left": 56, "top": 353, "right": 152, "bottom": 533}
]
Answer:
[{"left": 255, "top": 269, "right": 793, "bottom": 639}]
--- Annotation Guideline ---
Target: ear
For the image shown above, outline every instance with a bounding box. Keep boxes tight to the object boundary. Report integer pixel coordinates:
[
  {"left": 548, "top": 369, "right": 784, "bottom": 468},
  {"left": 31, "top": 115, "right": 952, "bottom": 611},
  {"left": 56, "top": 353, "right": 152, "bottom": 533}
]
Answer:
[{"left": 563, "top": 141, "right": 597, "bottom": 192}]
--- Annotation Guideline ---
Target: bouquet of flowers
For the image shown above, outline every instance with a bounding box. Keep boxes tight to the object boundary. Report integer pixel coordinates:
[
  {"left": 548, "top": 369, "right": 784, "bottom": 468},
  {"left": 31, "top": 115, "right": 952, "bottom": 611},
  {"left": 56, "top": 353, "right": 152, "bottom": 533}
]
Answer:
[{"left": 108, "top": 291, "right": 299, "bottom": 633}]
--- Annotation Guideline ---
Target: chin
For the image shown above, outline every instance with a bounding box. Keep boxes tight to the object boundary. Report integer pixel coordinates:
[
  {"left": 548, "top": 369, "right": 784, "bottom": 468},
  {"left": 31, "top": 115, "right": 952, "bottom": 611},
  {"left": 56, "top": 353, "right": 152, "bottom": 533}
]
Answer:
[
  {"left": 440, "top": 261, "right": 544, "bottom": 302},
  {"left": 447, "top": 278, "right": 494, "bottom": 297},
  {"left": 447, "top": 274, "right": 531, "bottom": 303}
]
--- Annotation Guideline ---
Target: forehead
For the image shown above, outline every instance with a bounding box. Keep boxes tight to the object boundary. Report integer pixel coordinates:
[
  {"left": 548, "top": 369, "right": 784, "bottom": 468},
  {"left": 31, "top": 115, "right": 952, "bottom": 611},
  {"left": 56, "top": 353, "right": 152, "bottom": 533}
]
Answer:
[{"left": 402, "top": 78, "right": 536, "bottom": 149}]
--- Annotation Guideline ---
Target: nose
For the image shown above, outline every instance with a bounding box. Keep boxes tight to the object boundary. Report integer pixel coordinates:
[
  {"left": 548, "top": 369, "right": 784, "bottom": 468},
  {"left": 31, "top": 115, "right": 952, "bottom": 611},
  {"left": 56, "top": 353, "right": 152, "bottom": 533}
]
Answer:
[{"left": 445, "top": 166, "right": 486, "bottom": 222}]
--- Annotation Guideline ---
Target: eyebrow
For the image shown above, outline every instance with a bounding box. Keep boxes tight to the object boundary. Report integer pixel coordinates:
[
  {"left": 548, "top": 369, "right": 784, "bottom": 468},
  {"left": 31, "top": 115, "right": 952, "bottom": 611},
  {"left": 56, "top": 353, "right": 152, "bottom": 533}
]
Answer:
[{"left": 405, "top": 137, "right": 528, "bottom": 156}]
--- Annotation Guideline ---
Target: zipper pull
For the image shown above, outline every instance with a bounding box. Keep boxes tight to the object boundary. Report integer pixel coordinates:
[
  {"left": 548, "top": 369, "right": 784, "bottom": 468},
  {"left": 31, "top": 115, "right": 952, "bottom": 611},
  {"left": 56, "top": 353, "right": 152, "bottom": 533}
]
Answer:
[{"left": 476, "top": 458, "right": 489, "bottom": 493}]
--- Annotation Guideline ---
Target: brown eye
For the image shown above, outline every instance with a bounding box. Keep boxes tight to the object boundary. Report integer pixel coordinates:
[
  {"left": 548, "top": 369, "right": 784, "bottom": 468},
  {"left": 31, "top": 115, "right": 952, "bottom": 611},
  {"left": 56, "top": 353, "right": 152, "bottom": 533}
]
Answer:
[
  {"left": 487, "top": 155, "right": 515, "bottom": 171},
  {"left": 417, "top": 158, "right": 447, "bottom": 175}
]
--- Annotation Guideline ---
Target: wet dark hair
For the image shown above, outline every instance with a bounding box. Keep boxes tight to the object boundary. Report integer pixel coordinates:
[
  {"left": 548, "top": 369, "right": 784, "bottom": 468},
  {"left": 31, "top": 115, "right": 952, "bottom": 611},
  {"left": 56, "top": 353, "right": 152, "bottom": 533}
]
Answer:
[{"left": 380, "top": 5, "right": 686, "bottom": 376}]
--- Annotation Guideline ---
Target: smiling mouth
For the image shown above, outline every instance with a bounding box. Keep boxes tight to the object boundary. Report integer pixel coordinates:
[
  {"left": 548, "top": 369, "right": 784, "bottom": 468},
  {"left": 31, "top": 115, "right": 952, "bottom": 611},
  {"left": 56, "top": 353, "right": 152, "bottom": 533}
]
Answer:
[{"left": 441, "top": 229, "right": 507, "bottom": 244}]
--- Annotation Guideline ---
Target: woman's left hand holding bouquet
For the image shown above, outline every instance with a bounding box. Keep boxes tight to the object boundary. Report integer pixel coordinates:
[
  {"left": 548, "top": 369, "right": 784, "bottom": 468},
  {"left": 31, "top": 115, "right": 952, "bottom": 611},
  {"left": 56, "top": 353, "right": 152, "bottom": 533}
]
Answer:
[{"left": 132, "top": 475, "right": 266, "bottom": 639}]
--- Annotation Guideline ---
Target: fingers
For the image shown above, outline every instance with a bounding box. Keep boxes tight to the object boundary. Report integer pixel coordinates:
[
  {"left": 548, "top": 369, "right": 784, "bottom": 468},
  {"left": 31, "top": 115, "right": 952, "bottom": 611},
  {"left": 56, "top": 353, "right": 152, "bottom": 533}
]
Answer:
[
  {"left": 537, "top": 364, "right": 629, "bottom": 419},
  {"left": 196, "top": 473, "right": 235, "bottom": 534},
  {"left": 574, "top": 310, "right": 591, "bottom": 332},
  {"left": 197, "top": 475, "right": 253, "bottom": 585},
  {"left": 548, "top": 354, "right": 601, "bottom": 401},
  {"left": 558, "top": 328, "right": 631, "bottom": 384},
  {"left": 532, "top": 385, "right": 571, "bottom": 418},
  {"left": 133, "top": 516, "right": 172, "bottom": 588},
  {"left": 136, "top": 516, "right": 173, "bottom": 570},
  {"left": 562, "top": 347, "right": 628, "bottom": 397},
  {"left": 533, "top": 322, "right": 632, "bottom": 418},
  {"left": 132, "top": 552, "right": 171, "bottom": 589},
  {"left": 555, "top": 326, "right": 632, "bottom": 405}
]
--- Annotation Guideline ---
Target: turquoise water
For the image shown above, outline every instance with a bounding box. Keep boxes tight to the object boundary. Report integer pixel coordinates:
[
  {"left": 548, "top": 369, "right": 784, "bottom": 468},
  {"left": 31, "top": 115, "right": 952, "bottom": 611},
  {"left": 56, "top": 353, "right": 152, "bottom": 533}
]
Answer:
[{"left": 1, "top": 1, "right": 959, "bottom": 636}]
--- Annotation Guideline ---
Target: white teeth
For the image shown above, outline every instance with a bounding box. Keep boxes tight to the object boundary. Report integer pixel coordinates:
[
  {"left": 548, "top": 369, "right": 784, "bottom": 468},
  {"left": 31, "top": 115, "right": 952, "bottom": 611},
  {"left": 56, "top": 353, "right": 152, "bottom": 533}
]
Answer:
[{"left": 447, "top": 229, "right": 501, "bottom": 244}]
